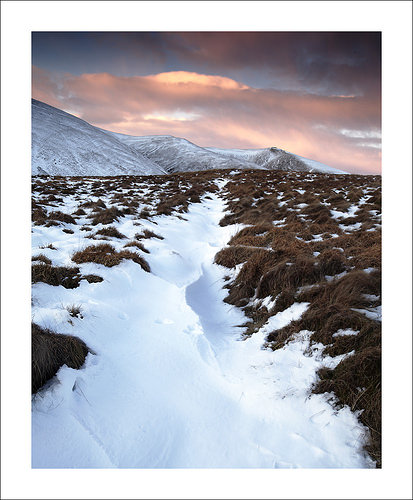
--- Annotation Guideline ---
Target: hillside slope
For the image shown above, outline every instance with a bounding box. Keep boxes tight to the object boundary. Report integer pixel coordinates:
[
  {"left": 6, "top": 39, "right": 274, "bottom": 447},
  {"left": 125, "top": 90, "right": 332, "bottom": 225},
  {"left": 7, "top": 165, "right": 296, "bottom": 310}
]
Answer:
[
  {"left": 104, "top": 133, "right": 262, "bottom": 173},
  {"left": 32, "top": 100, "right": 166, "bottom": 176}
]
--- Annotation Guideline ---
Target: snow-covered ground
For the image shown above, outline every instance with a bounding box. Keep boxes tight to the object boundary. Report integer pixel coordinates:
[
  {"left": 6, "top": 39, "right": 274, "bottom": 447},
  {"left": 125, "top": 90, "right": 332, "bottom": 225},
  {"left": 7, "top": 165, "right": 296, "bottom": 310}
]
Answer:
[{"left": 32, "top": 182, "right": 373, "bottom": 468}]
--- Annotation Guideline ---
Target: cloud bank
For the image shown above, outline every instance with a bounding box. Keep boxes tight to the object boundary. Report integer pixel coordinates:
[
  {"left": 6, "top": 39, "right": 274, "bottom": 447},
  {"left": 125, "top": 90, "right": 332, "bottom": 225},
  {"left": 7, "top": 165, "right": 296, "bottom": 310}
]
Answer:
[{"left": 32, "top": 66, "right": 381, "bottom": 174}]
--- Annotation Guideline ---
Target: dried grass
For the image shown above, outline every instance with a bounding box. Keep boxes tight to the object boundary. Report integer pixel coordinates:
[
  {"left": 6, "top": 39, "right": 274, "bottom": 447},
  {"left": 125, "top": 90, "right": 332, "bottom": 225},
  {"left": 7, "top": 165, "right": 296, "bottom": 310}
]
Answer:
[
  {"left": 72, "top": 244, "right": 150, "bottom": 272},
  {"left": 32, "top": 323, "right": 89, "bottom": 393},
  {"left": 32, "top": 263, "right": 81, "bottom": 288}
]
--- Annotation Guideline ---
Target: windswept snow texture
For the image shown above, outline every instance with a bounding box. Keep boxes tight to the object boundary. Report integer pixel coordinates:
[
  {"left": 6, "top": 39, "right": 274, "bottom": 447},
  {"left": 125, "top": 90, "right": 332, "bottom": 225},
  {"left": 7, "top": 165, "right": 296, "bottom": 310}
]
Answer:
[
  {"left": 32, "top": 181, "right": 372, "bottom": 468},
  {"left": 32, "top": 100, "right": 166, "bottom": 176}
]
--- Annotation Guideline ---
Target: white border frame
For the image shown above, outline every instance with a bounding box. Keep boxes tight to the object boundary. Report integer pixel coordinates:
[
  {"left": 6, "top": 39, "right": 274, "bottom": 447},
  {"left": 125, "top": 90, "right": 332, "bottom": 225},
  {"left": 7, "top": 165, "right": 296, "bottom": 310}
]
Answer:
[{"left": 1, "top": 2, "right": 412, "bottom": 499}]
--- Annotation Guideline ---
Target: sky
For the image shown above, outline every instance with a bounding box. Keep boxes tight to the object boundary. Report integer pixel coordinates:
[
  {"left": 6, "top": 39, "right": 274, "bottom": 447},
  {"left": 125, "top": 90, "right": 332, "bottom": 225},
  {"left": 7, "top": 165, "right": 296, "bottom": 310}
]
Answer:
[{"left": 32, "top": 32, "right": 381, "bottom": 174}]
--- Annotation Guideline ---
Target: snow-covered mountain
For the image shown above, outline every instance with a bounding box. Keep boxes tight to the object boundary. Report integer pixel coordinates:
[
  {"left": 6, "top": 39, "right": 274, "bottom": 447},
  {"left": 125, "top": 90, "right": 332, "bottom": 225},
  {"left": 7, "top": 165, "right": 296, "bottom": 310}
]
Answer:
[
  {"left": 32, "top": 99, "right": 347, "bottom": 175},
  {"left": 104, "top": 133, "right": 262, "bottom": 173},
  {"left": 32, "top": 100, "right": 166, "bottom": 176},
  {"left": 106, "top": 132, "right": 347, "bottom": 174},
  {"left": 205, "top": 146, "right": 346, "bottom": 174}
]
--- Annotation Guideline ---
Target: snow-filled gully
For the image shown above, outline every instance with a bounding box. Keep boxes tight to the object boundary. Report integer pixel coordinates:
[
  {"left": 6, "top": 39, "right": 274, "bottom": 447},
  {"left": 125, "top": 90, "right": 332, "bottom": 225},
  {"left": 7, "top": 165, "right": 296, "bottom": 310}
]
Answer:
[{"left": 32, "top": 184, "right": 373, "bottom": 468}]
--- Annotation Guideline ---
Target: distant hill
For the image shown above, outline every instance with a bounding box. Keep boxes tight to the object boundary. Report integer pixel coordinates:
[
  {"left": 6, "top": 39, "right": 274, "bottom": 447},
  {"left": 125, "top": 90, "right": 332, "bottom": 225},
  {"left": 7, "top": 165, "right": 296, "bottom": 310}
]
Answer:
[{"left": 32, "top": 99, "right": 348, "bottom": 176}]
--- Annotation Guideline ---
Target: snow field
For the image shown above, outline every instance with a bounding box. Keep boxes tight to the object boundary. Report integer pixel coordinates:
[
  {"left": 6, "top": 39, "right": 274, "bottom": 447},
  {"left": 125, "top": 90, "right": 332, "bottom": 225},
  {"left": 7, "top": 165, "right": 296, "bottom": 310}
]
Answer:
[{"left": 32, "top": 186, "right": 374, "bottom": 468}]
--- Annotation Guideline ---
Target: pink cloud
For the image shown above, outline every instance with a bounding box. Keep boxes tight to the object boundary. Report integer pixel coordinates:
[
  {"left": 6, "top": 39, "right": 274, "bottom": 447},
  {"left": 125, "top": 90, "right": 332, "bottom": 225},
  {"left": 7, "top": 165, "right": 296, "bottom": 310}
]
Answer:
[{"left": 32, "top": 67, "right": 381, "bottom": 174}]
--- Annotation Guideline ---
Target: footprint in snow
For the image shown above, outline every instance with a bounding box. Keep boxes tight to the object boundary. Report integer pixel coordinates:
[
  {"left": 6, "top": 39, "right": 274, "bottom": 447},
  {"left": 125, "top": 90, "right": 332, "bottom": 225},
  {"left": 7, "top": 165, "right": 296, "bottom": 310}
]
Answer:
[{"left": 155, "top": 318, "right": 174, "bottom": 325}]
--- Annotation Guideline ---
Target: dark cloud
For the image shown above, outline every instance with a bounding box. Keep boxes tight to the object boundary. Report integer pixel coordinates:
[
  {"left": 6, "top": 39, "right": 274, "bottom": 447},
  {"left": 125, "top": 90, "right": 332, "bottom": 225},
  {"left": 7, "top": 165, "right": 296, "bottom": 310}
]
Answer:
[
  {"left": 32, "top": 32, "right": 381, "bottom": 173},
  {"left": 174, "top": 32, "right": 381, "bottom": 97},
  {"left": 32, "top": 32, "right": 381, "bottom": 97},
  {"left": 32, "top": 32, "right": 169, "bottom": 77}
]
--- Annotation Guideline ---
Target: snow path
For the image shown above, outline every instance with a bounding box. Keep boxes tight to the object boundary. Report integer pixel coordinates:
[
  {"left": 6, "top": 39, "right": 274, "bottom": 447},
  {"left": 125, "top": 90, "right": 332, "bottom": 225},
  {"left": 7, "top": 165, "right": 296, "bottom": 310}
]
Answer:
[{"left": 32, "top": 188, "right": 373, "bottom": 468}]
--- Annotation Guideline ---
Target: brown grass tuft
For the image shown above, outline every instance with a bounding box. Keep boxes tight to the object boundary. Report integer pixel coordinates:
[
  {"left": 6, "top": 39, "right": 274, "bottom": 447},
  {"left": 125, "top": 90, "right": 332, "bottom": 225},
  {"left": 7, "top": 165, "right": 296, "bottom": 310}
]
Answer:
[
  {"left": 313, "top": 342, "right": 381, "bottom": 467},
  {"left": 66, "top": 304, "right": 83, "bottom": 318},
  {"left": 270, "top": 228, "right": 312, "bottom": 259},
  {"left": 39, "top": 243, "right": 56, "bottom": 250},
  {"left": 303, "top": 202, "right": 332, "bottom": 224},
  {"left": 229, "top": 224, "right": 273, "bottom": 246},
  {"left": 32, "top": 254, "right": 52, "bottom": 265},
  {"left": 81, "top": 198, "right": 106, "bottom": 210},
  {"left": 271, "top": 288, "right": 296, "bottom": 314},
  {"left": 214, "top": 246, "right": 267, "bottom": 268},
  {"left": 32, "top": 263, "right": 81, "bottom": 288},
  {"left": 317, "top": 249, "right": 347, "bottom": 276},
  {"left": 48, "top": 211, "right": 77, "bottom": 224},
  {"left": 257, "top": 255, "right": 323, "bottom": 299},
  {"left": 95, "top": 227, "right": 126, "bottom": 239},
  {"left": 224, "top": 249, "right": 276, "bottom": 306},
  {"left": 72, "top": 244, "right": 150, "bottom": 272},
  {"left": 135, "top": 229, "right": 164, "bottom": 240},
  {"left": 32, "top": 323, "right": 89, "bottom": 394},
  {"left": 91, "top": 207, "right": 123, "bottom": 226},
  {"left": 73, "top": 208, "right": 86, "bottom": 216},
  {"left": 123, "top": 241, "right": 150, "bottom": 253},
  {"left": 82, "top": 274, "right": 104, "bottom": 283}
]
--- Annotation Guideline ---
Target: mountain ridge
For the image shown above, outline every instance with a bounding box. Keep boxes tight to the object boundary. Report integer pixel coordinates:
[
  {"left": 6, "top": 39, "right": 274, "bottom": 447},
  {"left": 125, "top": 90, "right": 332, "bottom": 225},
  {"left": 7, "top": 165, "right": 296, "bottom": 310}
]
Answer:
[{"left": 32, "top": 99, "right": 348, "bottom": 176}]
